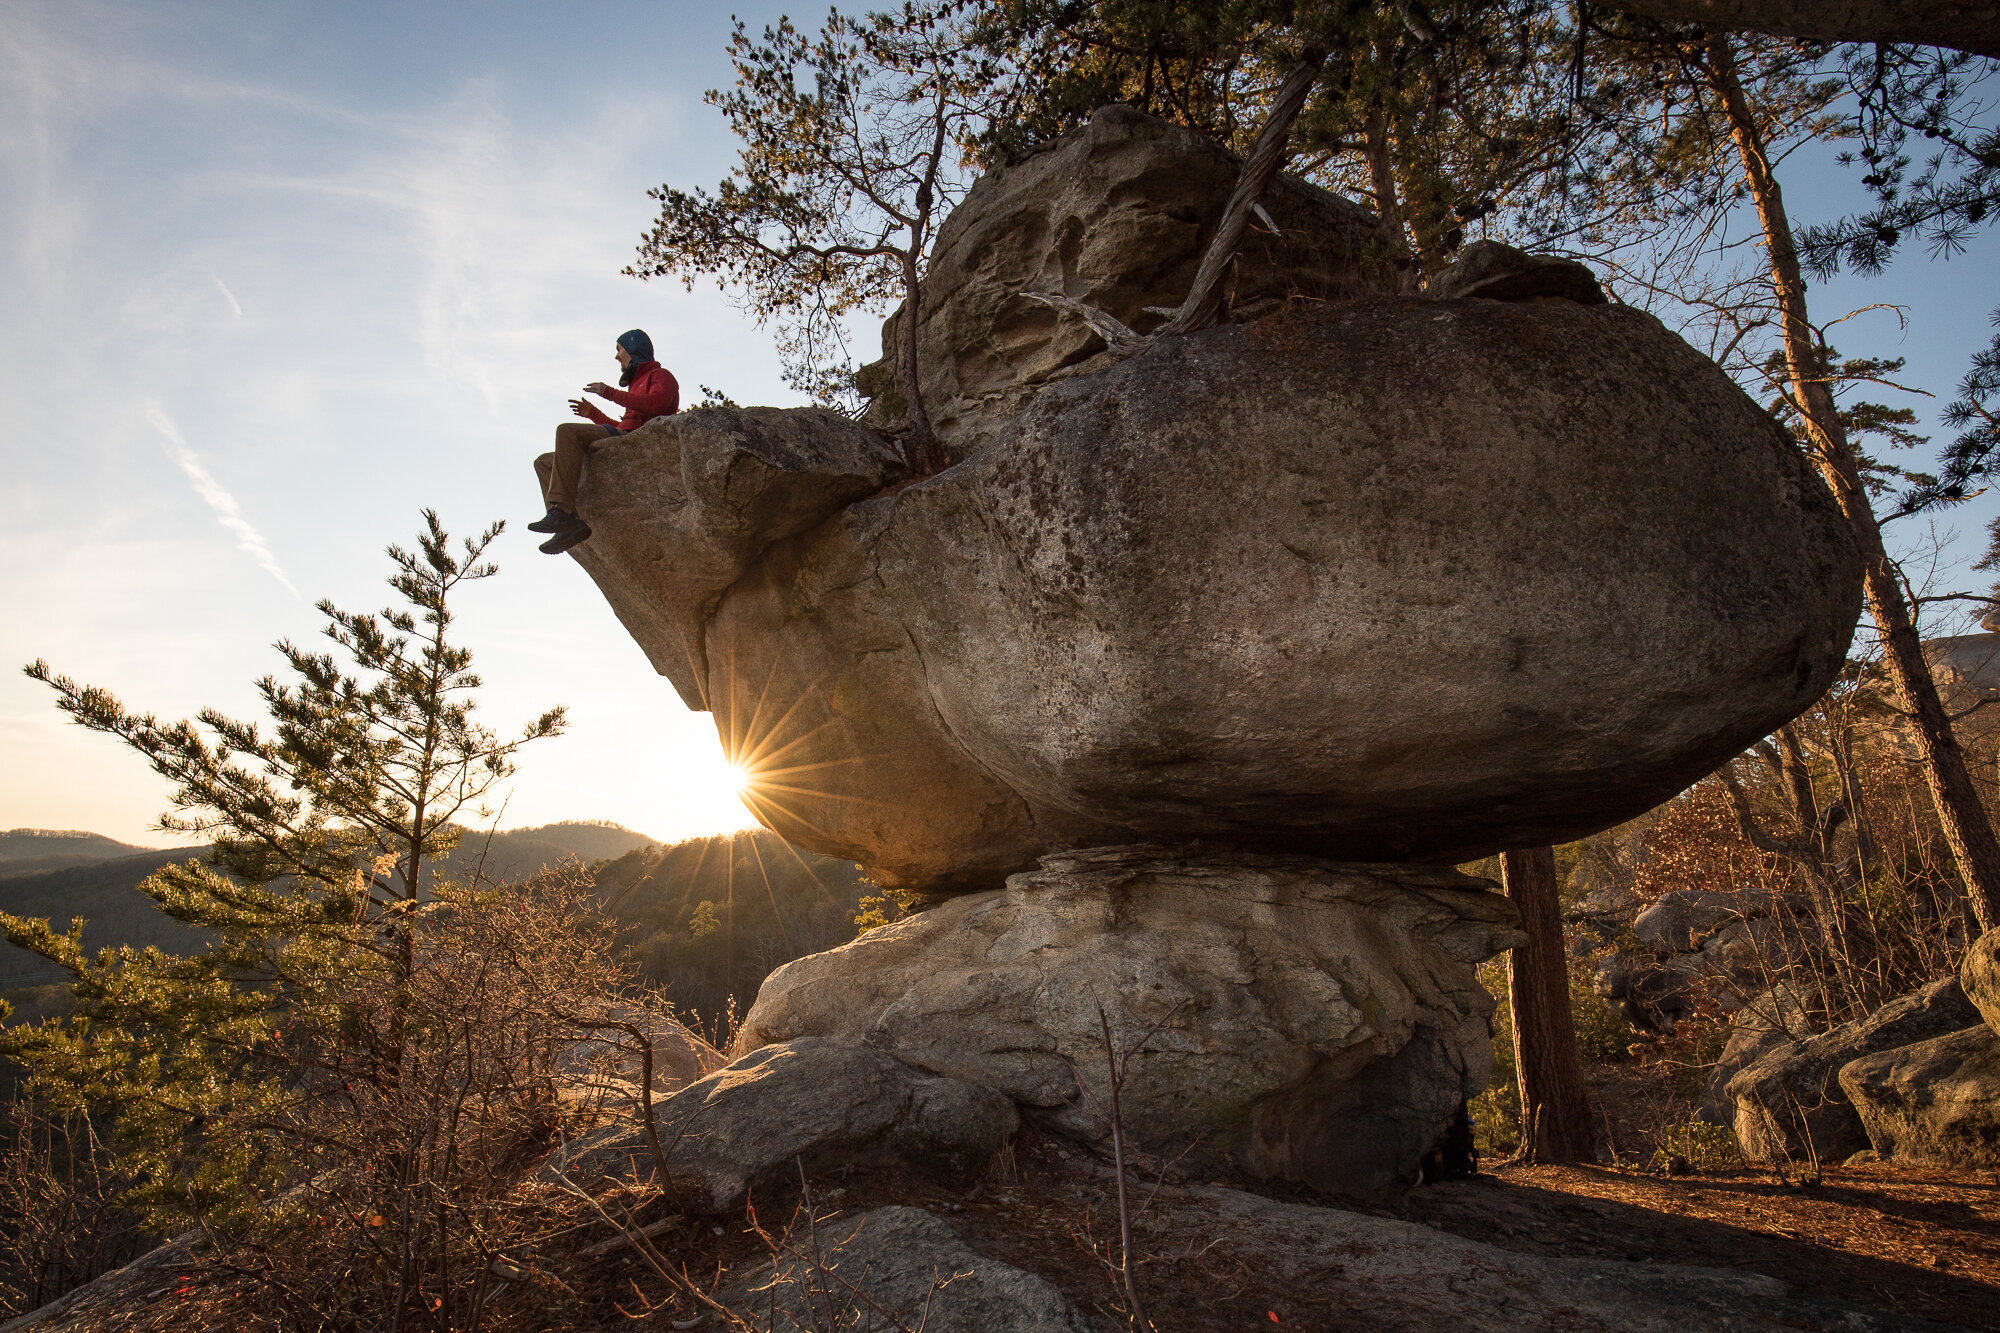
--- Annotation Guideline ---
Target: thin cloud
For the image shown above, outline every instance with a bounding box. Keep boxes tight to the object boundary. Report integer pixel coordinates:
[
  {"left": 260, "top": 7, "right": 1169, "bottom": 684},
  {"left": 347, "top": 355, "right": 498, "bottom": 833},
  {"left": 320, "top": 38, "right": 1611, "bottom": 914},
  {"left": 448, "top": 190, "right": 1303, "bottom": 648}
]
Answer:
[
  {"left": 146, "top": 404, "right": 299, "bottom": 598},
  {"left": 210, "top": 273, "right": 242, "bottom": 317}
]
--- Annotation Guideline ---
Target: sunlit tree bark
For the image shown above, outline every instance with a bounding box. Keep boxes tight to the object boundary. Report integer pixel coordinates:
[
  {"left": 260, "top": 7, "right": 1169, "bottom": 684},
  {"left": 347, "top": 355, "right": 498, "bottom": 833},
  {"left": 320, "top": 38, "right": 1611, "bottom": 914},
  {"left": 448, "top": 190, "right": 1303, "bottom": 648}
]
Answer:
[
  {"left": 1705, "top": 32, "right": 2000, "bottom": 933},
  {"left": 1502, "top": 846, "right": 1595, "bottom": 1163}
]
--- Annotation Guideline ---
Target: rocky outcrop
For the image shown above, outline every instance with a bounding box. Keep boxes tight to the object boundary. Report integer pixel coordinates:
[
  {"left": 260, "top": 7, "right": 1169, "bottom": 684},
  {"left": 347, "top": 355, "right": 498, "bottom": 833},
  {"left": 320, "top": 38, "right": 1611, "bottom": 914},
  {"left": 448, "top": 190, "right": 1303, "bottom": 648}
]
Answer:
[
  {"left": 860, "top": 103, "right": 1391, "bottom": 457},
  {"left": 738, "top": 848, "right": 1523, "bottom": 1203},
  {"left": 544, "top": 1038, "right": 1017, "bottom": 1211},
  {"left": 1841, "top": 1023, "right": 2000, "bottom": 1168},
  {"left": 557, "top": 102, "right": 1869, "bottom": 1212},
  {"left": 581, "top": 295, "right": 1862, "bottom": 891},
  {"left": 1728, "top": 976, "right": 1980, "bottom": 1163},
  {"left": 715, "top": 1206, "right": 1093, "bottom": 1333}
]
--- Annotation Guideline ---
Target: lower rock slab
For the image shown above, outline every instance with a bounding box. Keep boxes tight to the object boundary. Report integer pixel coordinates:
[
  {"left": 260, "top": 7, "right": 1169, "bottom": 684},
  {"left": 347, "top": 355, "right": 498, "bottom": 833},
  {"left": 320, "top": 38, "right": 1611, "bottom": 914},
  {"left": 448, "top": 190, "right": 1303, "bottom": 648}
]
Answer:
[{"left": 739, "top": 846, "right": 1525, "bottom": 1202}]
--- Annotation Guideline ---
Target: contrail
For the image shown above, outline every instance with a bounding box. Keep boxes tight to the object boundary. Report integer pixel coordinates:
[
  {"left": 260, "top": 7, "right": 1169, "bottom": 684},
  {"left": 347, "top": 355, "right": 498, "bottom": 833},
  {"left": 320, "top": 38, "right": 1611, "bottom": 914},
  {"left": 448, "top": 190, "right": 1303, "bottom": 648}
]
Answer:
[
  {"left": 147, "top": 405, "right": 300, "bottom": 598},
  {"left": 211, "top": 274, "right": 243, "bottom": 317}
]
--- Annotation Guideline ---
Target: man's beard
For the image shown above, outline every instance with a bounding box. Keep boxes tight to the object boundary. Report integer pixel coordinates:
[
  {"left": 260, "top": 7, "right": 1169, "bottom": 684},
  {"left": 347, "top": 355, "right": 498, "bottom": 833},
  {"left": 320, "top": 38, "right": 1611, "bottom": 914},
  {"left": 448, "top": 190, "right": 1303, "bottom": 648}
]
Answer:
[{"left": 619, "top": 362, "right": 638, "bottom": 387}]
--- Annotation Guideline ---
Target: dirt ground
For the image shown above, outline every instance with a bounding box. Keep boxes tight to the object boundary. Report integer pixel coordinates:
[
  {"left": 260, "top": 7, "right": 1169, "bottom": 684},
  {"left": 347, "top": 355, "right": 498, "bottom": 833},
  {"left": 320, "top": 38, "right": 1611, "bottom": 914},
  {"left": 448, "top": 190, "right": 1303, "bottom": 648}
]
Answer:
[{"left": 1400, "top": 1162, "right": 2000, "bottom": 1330}]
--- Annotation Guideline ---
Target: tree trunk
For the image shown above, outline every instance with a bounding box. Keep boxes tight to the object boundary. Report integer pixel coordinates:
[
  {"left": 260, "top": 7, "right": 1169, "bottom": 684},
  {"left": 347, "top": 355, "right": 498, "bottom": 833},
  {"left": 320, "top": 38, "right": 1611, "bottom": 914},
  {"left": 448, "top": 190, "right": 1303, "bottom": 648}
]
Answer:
[
  {"left": 1160, "top": 48, "right": 1328, "bottom": 336},
  {"left": 1363, "top": 103, "right": 1414, "bottom": 268},
  {"left": 1616, "top": 0, "right": 1999, "bottom": 60},
  {"left": 1707, "top": 34, "right": 2000, "bottom": 933},
  {"left": 1502, "top": 846, "right": 1595, "bottom": 1163},
  {"left": 895, "top": 251, "right": 944, "bottom": 475}
]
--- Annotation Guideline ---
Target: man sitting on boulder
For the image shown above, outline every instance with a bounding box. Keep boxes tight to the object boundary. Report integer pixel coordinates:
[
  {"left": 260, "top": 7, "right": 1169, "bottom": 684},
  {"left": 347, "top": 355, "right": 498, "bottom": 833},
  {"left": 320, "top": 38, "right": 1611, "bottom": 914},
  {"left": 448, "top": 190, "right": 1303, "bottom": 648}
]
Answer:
[{"left": 529, "top": 328, "right": 679, "bottom": 554}]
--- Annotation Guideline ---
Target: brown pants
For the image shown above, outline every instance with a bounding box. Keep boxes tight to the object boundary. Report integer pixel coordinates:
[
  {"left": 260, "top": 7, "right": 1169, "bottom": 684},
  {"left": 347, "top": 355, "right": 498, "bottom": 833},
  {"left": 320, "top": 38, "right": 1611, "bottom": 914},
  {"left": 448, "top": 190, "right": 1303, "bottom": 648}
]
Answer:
[{"left": 534, "top": 422, "right": 618, "bottom": 513}]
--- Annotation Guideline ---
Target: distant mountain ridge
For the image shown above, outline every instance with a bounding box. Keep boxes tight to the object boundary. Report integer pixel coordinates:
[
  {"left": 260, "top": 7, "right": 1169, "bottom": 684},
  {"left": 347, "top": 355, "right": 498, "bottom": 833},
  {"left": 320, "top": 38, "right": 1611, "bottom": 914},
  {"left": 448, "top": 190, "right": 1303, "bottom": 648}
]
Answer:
[
  {"left": 0, "top": 829, "right": 157, "bottom": 878},
  {"left": 0, "top": 822, "right": 663, "bottom": 992}
]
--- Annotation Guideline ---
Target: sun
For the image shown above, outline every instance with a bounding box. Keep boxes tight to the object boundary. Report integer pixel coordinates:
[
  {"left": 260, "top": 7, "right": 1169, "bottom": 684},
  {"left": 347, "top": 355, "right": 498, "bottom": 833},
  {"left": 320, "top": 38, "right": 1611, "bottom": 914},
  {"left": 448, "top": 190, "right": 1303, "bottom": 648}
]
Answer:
[{"left": 724, "top": 761, "right": 755, "bottom": 796}]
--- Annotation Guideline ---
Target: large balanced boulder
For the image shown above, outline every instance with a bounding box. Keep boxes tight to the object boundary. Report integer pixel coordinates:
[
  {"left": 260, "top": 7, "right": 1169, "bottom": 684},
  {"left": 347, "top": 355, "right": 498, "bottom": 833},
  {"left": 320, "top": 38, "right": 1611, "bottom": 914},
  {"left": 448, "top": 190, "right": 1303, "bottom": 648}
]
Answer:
[
  {"left": 569, "top": 102, "right": 1860, "bottom": 892},
  {"left": 1840, "top": 1023, "right": 2000, "bottom": 1168},
  {"left": 738, "top": 847, "right": 1524, "bottom": 1203},
  {"left": 1728, "top": 976, "right": 1980, "bottom": 1163},
  {"left": 578, "top": 296, "right": 1861, "bottom": 890}
]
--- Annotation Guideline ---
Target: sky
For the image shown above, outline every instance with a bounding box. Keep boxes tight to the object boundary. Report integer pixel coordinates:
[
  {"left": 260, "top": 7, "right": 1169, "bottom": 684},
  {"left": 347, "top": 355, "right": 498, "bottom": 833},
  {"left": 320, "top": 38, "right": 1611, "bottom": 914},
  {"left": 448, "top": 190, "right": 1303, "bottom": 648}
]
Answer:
[
  {"left": 0, "top": 0, "right": 815, "bottom": 849},
  {"left": 1, "top": 3, "right": 1996, "bottom": 851}
]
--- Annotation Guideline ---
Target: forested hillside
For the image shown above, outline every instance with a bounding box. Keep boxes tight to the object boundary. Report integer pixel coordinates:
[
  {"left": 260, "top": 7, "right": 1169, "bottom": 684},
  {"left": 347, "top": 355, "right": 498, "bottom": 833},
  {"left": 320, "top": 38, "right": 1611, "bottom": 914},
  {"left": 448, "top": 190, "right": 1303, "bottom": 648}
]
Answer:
[
  {"left": 0, "top": 850, "right": 211, "bottom": 989},
  {"left": 0, "top": 822, "right": 661, "bottom": 992},
  {"left": 594, "top": 829, "right": 870, "bottom": 1034},
  {"left": 0, "top": 831, "right": 152, "bottom": 879}
]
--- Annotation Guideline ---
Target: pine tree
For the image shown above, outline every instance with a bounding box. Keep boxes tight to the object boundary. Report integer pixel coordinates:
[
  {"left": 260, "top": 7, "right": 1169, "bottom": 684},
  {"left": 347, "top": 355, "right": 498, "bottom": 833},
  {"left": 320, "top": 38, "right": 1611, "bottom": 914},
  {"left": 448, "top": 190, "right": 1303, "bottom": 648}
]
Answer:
[
  {"left": 2, "top": 512, "right": 566, "bottom": 1228},
  {"left": 628, "top": 4, "right": 1000, "bottom": 473}
]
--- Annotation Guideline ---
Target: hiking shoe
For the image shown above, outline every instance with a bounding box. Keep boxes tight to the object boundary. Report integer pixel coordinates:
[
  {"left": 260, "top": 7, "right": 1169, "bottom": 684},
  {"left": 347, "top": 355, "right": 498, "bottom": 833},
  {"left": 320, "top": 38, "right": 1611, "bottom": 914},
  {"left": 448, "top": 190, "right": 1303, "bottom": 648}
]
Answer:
[
  {"left": 527, "top": 506, "right": 573, "bottom": 534},
  {"left": 539, "top": 521, "right": 592, "bottom": 555}
]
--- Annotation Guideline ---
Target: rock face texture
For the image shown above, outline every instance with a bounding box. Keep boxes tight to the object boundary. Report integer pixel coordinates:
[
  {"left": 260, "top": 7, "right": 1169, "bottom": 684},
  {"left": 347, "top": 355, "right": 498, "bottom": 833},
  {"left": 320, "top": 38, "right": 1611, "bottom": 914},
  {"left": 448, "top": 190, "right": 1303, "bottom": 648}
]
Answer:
[
  {"left": 1728, "top": 976, "right": 1980, "bottom": 1163},
  {"left": 1698, "top": 984, "right": 1813, "bottom": 1125},
  {"left": 738, "top": 848, "right": 1524, "bottom": 1203},
  {"left": 716, "top": 1206, "right": 1093, "bottom": 1333},
  {"left": 544, "top": 1038, "right": 1017, "bottom": 1211},
  {"left": 571, "top": 407, "right": 910, "bottom": 709},
  {"left": 1426, "top": 238, "right": 1607, "bottom": 304},
  {"left": 1964, "top": 928, "right": 2000, "bottom": 1033},
  {"left": 1841, "top": 1023, "right": 2000, "bottom": 1168}
]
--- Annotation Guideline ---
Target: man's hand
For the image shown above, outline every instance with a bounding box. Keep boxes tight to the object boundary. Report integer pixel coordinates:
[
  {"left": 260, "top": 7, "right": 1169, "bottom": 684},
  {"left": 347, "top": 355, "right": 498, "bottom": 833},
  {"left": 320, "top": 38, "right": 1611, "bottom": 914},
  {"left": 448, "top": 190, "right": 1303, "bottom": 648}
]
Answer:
[
  {"left": 584, "top": 381, "right": 615, "bottom": 396},
  {"left": 569, "top": 397, "right": 600, "bottom": 421}
]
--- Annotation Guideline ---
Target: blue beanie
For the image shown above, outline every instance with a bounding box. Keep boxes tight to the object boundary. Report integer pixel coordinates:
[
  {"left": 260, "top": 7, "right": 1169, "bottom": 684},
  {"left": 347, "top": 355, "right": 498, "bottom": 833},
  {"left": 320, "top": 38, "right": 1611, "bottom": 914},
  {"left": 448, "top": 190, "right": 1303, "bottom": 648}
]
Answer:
[{"left": 616, "top": 329, "right": 654, "bottom": 363}]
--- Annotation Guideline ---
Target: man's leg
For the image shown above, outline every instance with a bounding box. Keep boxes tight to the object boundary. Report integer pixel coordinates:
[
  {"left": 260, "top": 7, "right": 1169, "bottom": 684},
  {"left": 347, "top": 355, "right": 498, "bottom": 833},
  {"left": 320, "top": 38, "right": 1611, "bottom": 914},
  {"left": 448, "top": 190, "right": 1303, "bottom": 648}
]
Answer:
[{"left": 535, "top": 422, "right": 616, "bottom": 515}]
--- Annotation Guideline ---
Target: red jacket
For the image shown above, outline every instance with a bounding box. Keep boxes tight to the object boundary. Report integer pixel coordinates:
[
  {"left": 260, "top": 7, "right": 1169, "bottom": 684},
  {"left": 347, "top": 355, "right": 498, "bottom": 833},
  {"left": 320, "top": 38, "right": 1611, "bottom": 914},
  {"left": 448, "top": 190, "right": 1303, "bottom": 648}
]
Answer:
[{"left": 590, "top": 361, "right": 678, "bottom": 429}]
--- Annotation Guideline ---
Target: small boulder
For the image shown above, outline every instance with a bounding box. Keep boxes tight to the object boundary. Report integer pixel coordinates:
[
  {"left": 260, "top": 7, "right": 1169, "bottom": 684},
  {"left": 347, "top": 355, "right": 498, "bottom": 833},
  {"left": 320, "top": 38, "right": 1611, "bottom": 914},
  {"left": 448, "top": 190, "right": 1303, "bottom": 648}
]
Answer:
[
  {"left": 1632, "top": 887, "right": 1801, "bottom": 955},
  {"left": 715, "top": 1205, "right": 1092, "bottom": 1333},
  {"left": 1698, "top": 984, "right": 1813, "bottom": 1126},
  {"left": 862, "top": 103, "right": 1389, "bottom": 457},
  {"left": 1728, "top": 976, "right": 1980, "bottom": 1164},
  {"left": 1595, "top": 951, "right": 1695, "bottom": 1028},
  {"left": 1693, "top": 917, "right": 1812, "bottom": 1007},
  {"left": 544, "top": 1038, "right": 1017, "bottom": 1211},
  {"left": 1426, "top": 239, "right": 1607, "bottom": 305},
  {"left": 1840, "top": 1023, "right": 2000, "bottom": 1168},
  {"left": 1963, "top": 928, "right": 2000, "bottom": 1033}
]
